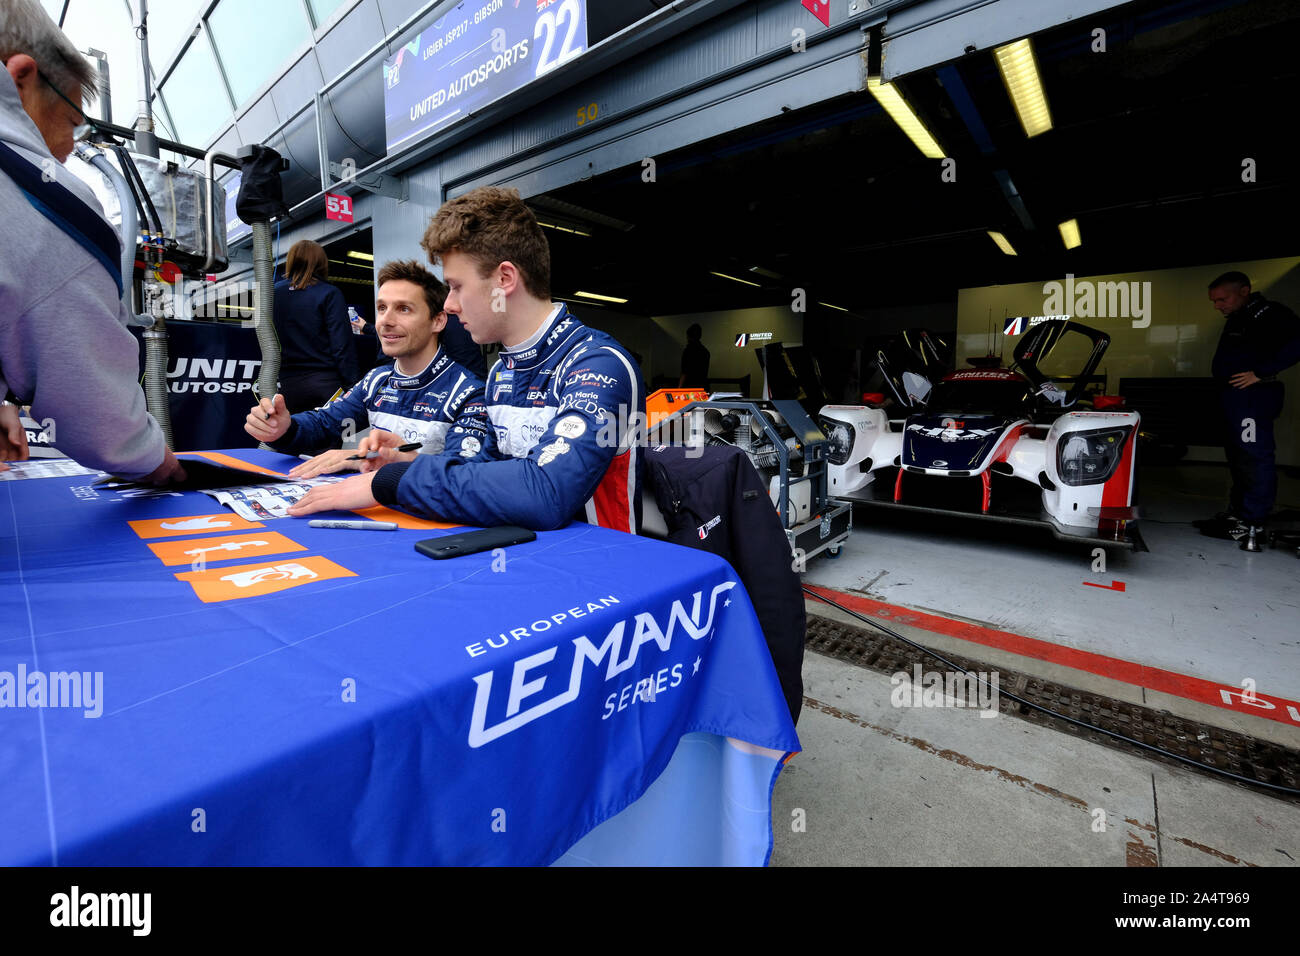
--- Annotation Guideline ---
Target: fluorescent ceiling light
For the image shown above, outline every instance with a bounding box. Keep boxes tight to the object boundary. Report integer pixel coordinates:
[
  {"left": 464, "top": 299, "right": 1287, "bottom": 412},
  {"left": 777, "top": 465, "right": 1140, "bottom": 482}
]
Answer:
[
  {"left": 537, "top": 219, "right": 591, "bottom": 237},
  {"left": 994, "top": 38, "right": 1053, "bottom": 138},
  {"left": 867, "top": 76, "right": 944, "bottom": 159},
  {"left": 530, "top": 195, "right": 634, "bottom": 232},
  {"left": 1058, "top": 218, "right": 1082, "bottom": 250},
  {"left": 987, "top": 231, "right": 1018, "bottom": 256},
  {"left": 818, "top": 302, "right": 848, "bottom": 312},
  {"left": 709, "top": 271, "right": 761, "bottom": 288},
  {"left": 749, "top": 265, "right": 784, "bottom": 279},
  {"left": 347, "top": 251, "right": 374, "bottom": 261},
  {"left": 574, "top": 291, "right": 628, "bottom": 304}
]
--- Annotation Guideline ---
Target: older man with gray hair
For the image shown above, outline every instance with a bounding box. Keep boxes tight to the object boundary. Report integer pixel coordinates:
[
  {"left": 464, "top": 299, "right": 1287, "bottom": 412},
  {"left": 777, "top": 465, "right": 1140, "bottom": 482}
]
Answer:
[{"left": 0, "top": 0, "right": 183, "bottom": 481}]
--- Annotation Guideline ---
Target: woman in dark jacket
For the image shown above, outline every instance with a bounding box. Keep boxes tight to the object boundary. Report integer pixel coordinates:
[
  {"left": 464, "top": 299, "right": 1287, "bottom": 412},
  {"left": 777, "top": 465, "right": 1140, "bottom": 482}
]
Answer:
[{"left": 273, "top": 240, "right": 359, "bottom": 411}]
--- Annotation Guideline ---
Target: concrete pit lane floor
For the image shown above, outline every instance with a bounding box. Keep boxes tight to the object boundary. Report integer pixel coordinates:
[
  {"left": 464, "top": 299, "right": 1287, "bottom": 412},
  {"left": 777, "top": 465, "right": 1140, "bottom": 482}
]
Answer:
[{"left": 772, "top": 463, "right": 1300, "bottom": 866}]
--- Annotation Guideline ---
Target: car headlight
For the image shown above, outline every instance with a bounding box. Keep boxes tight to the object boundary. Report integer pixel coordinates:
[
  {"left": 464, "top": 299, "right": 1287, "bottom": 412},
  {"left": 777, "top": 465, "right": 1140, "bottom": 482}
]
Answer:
[
  {"left": 819, "top": 418, "right": 854, "bottom": 466},
  {"left": 1057, "top": 426, "right": 1131, "bottom": 486}
]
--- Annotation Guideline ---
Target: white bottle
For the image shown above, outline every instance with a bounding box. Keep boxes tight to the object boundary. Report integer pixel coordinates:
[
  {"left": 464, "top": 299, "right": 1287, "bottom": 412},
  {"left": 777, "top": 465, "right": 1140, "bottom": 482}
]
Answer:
[{"left": 348, "top": 306, "right": 363, "bottom": 334}]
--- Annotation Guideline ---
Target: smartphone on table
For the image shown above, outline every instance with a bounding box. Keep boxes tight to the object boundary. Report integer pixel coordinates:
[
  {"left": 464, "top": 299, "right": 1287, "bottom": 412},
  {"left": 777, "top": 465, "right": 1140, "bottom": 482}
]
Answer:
[{"left": 414, "top": 526, "right": 536, "bottom": 560}]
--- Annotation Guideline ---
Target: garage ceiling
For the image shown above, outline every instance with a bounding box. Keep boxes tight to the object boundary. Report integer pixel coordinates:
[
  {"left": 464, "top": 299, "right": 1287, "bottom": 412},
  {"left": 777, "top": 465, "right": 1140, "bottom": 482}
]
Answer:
[{"left": 537, "top": 0, "right": 1300, "bottom": 318}]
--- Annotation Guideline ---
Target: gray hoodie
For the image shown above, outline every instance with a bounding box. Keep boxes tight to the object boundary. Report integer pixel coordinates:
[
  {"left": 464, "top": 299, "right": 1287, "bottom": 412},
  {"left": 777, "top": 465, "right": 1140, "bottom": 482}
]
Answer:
[{"left": 1, "top": 69, "right": 165, "bottom": 479}]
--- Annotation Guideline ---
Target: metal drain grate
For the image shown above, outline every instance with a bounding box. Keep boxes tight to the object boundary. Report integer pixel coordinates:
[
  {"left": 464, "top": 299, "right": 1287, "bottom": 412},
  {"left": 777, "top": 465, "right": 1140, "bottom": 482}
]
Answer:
[{"left": 805, "top": 614, "right": 1300, "bottom": 802}]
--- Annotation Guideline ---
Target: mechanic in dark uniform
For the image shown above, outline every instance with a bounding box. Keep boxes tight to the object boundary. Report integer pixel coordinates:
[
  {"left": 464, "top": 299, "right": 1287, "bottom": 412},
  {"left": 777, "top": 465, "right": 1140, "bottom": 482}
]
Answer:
[
  {"left": 272, "top": 240, "right": 359, "bottom": 411},
  {"left": 1201, "top": 271, "right": 1300, "bottom": 545},
  {"left": 678, "top": 323, "right": 710, "bottom": 389}
]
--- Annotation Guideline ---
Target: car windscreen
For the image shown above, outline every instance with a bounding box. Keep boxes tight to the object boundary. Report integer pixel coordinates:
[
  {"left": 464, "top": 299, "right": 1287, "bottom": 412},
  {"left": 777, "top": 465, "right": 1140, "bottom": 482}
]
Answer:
[{"left": 924, "top": 378, "right": 1034, "bottom": 416}]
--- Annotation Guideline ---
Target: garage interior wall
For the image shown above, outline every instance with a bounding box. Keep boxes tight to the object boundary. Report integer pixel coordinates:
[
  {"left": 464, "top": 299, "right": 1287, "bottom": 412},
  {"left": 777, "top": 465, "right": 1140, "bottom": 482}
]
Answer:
[
  {"left": 558, "top": 307, "right": 672, "bottom": 384},
  {"left": 633, "top": 300, "right": 957, "bottom": 399},
  {"left": 957, "top": 256, "right": 1300, "bottom": 465},
  {"left": 653, "top": 308, "right": 803, "bottom": 387},
  {"left": 571, "top": 306, "right": 803, "bottom": 391}
]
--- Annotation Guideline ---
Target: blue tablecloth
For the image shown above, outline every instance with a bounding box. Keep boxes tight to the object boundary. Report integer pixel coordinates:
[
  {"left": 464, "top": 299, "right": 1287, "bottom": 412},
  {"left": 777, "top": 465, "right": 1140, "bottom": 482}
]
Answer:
[{"left": 0, "top": 450, "right": 800, "bottom": 865}]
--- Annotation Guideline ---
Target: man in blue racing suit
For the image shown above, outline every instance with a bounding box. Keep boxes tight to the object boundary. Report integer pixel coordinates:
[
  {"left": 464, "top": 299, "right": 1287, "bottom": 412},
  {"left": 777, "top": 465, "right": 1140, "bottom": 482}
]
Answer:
[
  {"left": 288, "top": 186, "right": 645, "bottom": 532},
  {"left": 245, "top": 260, "right": 490, "bottom": 477}
]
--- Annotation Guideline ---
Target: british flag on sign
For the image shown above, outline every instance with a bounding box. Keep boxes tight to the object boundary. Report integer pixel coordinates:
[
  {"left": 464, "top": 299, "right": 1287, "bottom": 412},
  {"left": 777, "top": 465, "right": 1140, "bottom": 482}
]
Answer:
[{"left": 802, "top": 0, "right": 830, "bottom": 27}]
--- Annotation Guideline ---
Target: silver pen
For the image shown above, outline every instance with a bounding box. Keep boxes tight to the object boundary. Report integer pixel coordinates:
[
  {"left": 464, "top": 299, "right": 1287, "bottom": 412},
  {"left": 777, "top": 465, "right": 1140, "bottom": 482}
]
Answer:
[{"left": 307, "top": 519, "right": 398, "bottom": 531}]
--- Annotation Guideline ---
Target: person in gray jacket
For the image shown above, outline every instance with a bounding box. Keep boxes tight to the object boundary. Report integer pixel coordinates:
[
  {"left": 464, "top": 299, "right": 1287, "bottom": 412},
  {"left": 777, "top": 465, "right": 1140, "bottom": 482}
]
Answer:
[{"left": 0, "top": 0, "right": 183, "bottom": 482}]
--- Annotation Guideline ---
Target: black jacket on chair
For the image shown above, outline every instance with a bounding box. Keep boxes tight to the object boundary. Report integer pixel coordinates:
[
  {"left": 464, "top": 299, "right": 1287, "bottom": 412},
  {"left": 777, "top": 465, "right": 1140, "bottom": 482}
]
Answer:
[{"left": 645, "top": 444, "right": 805, "bottom": 724}]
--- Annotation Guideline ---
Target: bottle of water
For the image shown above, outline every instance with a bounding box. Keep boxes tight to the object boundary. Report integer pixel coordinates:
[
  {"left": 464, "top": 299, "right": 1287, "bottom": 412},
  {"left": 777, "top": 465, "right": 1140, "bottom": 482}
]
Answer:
[{"left": 348, "top": 306, "right": 362, "bottom": 334}]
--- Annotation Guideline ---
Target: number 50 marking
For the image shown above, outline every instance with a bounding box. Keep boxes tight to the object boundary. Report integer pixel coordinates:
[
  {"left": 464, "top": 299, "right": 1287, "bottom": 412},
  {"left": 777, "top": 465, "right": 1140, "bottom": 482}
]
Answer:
[{"left": 534, "top": 0, "right": 584, "bottom": 78}]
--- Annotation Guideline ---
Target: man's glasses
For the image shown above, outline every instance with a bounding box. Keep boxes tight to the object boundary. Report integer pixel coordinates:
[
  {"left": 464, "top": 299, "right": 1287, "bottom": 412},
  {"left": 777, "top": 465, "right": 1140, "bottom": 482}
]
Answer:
[{"left": 37, "top": 68, "right": 94, "bottom": 142}]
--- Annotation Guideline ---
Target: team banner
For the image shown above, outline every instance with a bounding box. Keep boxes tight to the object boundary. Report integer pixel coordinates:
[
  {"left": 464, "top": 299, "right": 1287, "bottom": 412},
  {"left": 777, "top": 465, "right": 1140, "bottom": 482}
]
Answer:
[
  {"left": 383, "top": 0, "right": 589, "bottom": 151},
  {"left": 134, "top": 321, "right": 264, "bottom": 452}
]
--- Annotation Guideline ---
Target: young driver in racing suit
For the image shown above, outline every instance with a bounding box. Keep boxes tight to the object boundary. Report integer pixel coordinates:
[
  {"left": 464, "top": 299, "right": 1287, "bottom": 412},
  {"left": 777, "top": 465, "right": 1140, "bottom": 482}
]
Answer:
[
  {"left": 287, "top": 187, "right": 645, "bottom": 532},
  {"left": 245, "top": 260, "right": 490, "bottom": 475}
]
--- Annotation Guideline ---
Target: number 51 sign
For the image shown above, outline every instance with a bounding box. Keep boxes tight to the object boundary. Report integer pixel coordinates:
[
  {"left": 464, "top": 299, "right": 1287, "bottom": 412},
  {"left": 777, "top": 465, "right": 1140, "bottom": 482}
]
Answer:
[{"left": 325, "top": 193, "right": 354, "bottom": 223}]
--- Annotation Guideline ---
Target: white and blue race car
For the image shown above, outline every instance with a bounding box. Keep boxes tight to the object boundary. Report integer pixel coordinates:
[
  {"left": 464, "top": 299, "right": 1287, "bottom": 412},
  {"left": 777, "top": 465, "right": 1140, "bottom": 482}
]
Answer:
[{"left": 818, "top": 319, "right": 1144, "bottom": 549}]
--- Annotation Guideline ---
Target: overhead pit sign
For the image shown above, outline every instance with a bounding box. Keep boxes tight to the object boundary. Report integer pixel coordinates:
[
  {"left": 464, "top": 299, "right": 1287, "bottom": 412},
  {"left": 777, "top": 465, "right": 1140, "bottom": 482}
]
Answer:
[{"left": 383, "top": 0, "right": 588, "bottom": 152}]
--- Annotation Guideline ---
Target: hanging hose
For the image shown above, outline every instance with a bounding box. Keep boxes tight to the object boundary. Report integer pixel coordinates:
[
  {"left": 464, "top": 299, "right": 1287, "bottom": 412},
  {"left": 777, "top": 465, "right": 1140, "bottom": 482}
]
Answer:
[
  {"left": 116, "top": 145, "right": 170, "bottom": 447},
  {"left": 112, "top": 143, "right": 161, "bottom": 236},
  {"left": 77, "top": 144, "right": 172, "bottom": 447},
  {"left": 251, "top": 219, "right": 280, "bottom": 404},
  {"left": 142, "top": 328, "right": 173, "bottom": 447},
  {"left": 233, "top": 144, "right": 289, "bottom": 444},
  {"left": 76, "top": 145, "right": 136, "bottom": 323}
]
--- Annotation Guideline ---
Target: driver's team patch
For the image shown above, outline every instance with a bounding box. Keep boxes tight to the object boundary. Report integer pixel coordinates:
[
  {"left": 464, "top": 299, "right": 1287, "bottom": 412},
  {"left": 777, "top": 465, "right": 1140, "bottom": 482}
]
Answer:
[
  {"left": 460, "top": 436, "right": 482, "bottom": 457},
  {"left": 174, "top": 555, "right": 355, "bottom": 603},
  {"left": 552, "top": 415, "right": 587, "bottom": 439}
]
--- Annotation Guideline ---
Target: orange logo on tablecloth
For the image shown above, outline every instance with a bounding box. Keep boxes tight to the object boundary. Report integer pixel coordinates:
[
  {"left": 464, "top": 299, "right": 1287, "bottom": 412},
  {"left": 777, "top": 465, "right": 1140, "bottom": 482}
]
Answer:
[
  {"left": 129, "top": 513, "right": 266, "bottom": 539},
  {"left": 148, "top": 531, "right": 306, "bottom": 567},
  {"left": 350, "top": 504, "right": 460, "bottom": 530},
  {"left": 174, "top": 555, "right": 355, "bottom": 603},
  {"left": 174, "top": 451, "right": 290, "bottom": 478}
]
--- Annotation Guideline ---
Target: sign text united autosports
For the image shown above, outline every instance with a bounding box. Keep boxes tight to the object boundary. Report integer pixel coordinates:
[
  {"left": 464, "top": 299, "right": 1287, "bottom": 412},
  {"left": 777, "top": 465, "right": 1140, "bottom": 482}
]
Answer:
[{"left": 383, "top": 0, "right": 588, "bottom": 151}]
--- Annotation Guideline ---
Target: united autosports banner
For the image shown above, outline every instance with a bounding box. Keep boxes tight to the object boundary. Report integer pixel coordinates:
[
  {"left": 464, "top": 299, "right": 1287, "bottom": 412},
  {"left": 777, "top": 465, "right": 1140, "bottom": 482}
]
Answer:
[
  {"left": 133, "top": 320, "right": 264, "bottom": 452},
  {"left": 383, "top": 0, "right": 589, "bottom": 151}
]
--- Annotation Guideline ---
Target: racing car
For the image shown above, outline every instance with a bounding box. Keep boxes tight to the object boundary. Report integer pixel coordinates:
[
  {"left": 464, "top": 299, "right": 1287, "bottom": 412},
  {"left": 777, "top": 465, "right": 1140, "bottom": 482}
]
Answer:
[{"left": 818, "top": 319, "right": 1144, "bottom": 549}]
